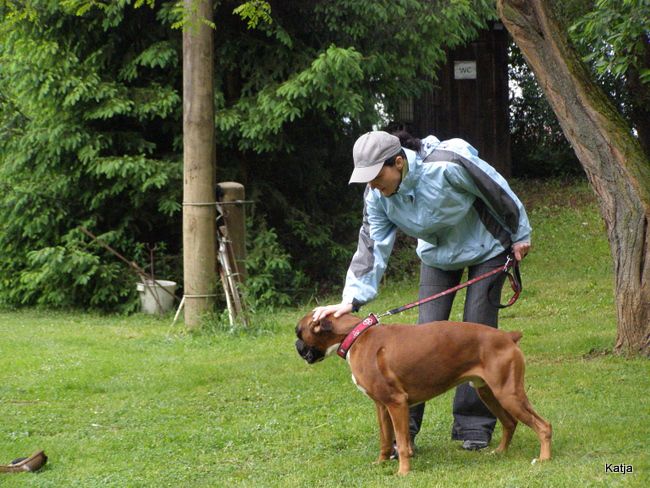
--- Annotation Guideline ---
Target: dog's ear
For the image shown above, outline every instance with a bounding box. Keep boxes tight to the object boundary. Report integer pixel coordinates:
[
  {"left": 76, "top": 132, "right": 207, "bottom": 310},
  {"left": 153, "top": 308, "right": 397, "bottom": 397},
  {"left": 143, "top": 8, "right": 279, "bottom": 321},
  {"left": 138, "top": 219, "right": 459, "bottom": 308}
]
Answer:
[
  {"left": 312, "top": 318, "right": 333, "bottom": 334},
  {"left": 320, "top": 318, "right": 333, "bottom": 332}
]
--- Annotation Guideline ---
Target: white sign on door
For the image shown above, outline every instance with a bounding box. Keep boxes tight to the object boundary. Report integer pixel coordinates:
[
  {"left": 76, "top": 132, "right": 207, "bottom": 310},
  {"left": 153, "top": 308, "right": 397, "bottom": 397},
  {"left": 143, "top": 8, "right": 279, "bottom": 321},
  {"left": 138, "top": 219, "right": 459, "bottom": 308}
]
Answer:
[{"left": 454, "top": 61, "right": 477, "bottom": 80}]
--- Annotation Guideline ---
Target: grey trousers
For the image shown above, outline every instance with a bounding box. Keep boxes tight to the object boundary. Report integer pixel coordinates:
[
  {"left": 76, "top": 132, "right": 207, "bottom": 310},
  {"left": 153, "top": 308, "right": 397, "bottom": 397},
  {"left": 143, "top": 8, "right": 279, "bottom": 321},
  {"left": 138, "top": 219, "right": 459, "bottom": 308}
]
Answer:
[{"left": 409, "top": 251, "right": 508, "bottom": 443}]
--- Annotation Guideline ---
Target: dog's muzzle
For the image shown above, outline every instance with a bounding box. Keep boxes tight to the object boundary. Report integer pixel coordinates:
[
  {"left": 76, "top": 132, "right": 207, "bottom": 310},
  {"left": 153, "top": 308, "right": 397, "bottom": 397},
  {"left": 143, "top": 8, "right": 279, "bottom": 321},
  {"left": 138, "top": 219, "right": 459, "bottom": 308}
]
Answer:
[{"left": 295, "top": 339, "right": 325, "bottom": 364}]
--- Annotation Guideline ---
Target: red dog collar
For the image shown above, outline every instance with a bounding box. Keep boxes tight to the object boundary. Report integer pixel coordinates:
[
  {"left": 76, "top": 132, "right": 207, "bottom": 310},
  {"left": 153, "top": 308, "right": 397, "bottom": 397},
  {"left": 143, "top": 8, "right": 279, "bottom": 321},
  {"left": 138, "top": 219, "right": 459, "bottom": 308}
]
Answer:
[{"left": 336, "top": 314, "right": 379, "bottom": 359}]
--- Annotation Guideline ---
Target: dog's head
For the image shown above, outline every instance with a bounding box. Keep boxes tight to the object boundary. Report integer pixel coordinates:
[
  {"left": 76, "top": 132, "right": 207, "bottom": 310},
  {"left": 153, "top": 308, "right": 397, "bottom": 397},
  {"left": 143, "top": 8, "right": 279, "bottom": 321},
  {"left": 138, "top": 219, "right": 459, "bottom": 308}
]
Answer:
[{"left": 295, "top": 312, "right": 358, "bottom": 364}]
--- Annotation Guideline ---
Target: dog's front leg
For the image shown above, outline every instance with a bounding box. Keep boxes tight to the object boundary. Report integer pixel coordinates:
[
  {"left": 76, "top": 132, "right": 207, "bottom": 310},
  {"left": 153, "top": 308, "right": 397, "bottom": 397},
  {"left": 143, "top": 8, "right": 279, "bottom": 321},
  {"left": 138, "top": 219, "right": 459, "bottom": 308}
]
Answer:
[
  {"left": 386, "top": 400, "right": 411, "bottom": 475},
  {"left": 374, "top": 402, "right": 394, "bottom": 463}
]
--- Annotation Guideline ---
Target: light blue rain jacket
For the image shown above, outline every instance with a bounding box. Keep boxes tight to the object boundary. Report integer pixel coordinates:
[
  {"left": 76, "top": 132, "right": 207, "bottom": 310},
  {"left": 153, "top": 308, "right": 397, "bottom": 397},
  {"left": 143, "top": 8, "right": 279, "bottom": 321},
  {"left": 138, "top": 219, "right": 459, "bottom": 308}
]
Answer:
[{"left": 342, "top": 136, "right": 531, "bottom": 306}]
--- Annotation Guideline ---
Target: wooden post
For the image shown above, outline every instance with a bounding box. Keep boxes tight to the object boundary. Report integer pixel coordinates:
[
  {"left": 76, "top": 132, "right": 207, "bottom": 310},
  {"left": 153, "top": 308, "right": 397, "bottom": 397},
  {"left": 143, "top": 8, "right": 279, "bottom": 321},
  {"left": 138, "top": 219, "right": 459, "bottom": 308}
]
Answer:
[
  {"left": 182, "top": 0, "right": 216, "bottom": 329},
  {"left": 217, "top": 182, "right": 246, "bottom": 282}
]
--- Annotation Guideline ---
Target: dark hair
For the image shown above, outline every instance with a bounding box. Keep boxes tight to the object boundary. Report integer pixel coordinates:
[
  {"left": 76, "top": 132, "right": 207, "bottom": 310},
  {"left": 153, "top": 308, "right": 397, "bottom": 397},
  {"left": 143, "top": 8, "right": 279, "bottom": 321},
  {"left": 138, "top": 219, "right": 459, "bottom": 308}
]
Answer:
[
  {"left": 392, "top": 130, "right": 422, "bottom": 152},
  {"left": 384, "top": 149, "right": 406, "bottom": 167}
]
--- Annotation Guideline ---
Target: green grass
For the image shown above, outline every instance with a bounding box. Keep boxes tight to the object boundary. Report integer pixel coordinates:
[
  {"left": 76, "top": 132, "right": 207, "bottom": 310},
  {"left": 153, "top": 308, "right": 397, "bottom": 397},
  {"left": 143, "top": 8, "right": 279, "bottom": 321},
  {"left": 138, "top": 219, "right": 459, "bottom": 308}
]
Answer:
[{"left": 1, "top": 180, "right": 649, "bottom": 487}]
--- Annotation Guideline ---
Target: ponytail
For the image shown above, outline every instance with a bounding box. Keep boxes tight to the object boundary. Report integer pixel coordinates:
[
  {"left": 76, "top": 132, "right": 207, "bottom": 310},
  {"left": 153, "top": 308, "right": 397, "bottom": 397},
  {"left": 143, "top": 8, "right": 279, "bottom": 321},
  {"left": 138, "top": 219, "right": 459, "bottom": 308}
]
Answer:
[{"left": 391, "top": 130, "right": 421, "bottom": 152}]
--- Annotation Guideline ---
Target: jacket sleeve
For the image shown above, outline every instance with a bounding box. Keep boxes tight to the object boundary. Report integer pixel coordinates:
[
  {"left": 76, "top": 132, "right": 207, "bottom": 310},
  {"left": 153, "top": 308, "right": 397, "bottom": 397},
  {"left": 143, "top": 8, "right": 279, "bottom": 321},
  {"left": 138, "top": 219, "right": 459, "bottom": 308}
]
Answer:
[
  {"left": 342, "top": 186, "right": 397, "bottom": 306},
  {"left": 436, "top": 139, "right": 531, "bottom": 245}
]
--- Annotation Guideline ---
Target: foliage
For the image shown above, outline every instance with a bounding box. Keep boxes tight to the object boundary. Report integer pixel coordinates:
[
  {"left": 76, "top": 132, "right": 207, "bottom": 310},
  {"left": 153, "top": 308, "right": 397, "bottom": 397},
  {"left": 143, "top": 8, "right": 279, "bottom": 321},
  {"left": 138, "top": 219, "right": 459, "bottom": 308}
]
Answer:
[
  {"left": 207, "top": 0, "right": 496, "bottom": 293},
  {"left": 510, "top": 0, "right": 650, "bottom": 173},
  {"left": 508, "top": 45, "right": 584, "bottom": 178},
  {"left": 214, "top": 0, "right": 496, "bottom": 153},
  {"left": 509, "top": 0, "right": 650, "bottom": 175},
  {"left": 241, "top": 216, "right": 307, "bottom": 309},
  {"left": 0, "top": 0, "right": 183, "bottom": 310},
  {"left": 0, "top": 0, "right": 496, "bottom": 310},
  {"left": 569, "top": 0, "right": 650, "bottom": 84},
  {"left": 568, "top": 0, "right": 650, "bottom": 153},
  {"left": 232, "top": 0, "right": 272, "bottom": 30}
]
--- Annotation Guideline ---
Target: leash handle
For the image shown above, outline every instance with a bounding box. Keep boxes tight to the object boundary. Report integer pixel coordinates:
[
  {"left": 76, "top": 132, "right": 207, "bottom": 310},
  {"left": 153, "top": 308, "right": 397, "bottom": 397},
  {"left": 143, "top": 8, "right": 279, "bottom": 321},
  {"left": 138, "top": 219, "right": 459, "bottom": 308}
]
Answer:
[{"left": 489, "top": 257, "right": 522, "bottom": 309}]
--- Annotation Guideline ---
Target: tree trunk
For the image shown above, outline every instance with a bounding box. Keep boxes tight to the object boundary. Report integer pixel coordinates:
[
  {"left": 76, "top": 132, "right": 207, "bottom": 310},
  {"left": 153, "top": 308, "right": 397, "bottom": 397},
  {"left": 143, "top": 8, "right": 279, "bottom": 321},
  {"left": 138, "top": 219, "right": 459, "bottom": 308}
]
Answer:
[
  {"left": 183, "top": 0, "right": 216, "bottom": 329},
  {"left": 497, "top": 0, "right": 650, "bottom": 355}
]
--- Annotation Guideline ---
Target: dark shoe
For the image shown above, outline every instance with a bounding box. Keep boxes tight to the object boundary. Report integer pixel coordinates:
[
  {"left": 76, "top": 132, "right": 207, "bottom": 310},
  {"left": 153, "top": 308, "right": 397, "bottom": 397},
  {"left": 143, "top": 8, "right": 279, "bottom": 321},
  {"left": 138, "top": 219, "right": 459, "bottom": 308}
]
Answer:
[
  {"left": 389, "top": 442, "right": 399, "bottom": 460},
  {"left": 461, "top": 439, "right": 489, "bottom": 451},
  {"left": 389, "top": 438, "right": 416, "bottom": 460}
]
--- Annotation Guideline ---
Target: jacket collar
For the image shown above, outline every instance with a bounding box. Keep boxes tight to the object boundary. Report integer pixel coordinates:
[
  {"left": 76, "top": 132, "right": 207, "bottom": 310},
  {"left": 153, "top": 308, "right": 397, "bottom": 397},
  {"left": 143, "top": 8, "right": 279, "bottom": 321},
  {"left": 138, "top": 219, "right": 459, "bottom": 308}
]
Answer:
[{"left": 395, "top": 148, "right": 419, "bottom": 196}]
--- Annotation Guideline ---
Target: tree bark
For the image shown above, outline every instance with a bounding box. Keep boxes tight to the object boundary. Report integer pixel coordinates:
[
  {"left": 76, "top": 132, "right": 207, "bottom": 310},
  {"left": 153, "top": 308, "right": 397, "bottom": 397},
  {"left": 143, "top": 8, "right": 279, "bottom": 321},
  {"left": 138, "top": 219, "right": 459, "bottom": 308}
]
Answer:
[
  {"left": 183, "top": 0, "right": 216, "bottom": 329},
  {"left": 497, "top": 0, "right": 650, "bottom": 355}
]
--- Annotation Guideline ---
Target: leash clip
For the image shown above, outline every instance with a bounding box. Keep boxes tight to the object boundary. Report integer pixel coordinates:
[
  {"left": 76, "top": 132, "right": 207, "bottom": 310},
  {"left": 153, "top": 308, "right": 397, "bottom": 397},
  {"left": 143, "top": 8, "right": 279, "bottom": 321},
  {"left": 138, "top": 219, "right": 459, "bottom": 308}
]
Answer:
[{"left": 503, "top": 254, "right": 514, "bottom": 271}]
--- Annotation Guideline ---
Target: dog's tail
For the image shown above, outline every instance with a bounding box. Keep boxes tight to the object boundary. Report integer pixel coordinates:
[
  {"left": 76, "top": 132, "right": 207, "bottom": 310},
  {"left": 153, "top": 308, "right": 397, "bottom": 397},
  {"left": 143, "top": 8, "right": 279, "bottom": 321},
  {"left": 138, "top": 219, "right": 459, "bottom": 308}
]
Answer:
[{"left": 508, "top": 331, "right": 523, "bottom": 344}]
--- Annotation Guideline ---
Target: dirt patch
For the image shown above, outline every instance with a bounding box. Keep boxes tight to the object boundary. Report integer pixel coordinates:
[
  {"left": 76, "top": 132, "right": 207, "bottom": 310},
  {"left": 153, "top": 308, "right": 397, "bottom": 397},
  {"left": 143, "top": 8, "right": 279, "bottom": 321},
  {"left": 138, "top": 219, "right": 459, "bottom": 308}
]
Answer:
[{"left": 582, "top": 347, "right": 613, "bottom": 359}]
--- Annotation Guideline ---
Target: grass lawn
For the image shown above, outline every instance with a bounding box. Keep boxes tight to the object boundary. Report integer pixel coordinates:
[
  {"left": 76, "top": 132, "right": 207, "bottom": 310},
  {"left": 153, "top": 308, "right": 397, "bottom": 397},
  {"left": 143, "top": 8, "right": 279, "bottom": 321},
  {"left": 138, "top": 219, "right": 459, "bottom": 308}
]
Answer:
[{"left": 1, "top": 180, "right": 648, "bottom": 487}]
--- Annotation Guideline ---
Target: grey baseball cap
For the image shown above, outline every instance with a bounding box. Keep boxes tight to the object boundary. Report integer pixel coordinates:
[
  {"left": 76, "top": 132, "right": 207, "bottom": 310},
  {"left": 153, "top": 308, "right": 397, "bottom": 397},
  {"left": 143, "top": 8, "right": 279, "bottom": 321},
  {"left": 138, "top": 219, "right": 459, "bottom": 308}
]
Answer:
[{"left": 349, "top": 131, "right": 402, "bottom": 184}]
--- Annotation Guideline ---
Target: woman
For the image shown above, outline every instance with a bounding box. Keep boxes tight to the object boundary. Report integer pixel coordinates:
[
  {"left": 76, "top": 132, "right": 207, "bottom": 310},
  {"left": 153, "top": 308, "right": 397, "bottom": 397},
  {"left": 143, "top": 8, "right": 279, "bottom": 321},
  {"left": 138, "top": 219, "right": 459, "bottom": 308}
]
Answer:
[{"left": 312, "top": 130, "right": 531, "bottom": 454}]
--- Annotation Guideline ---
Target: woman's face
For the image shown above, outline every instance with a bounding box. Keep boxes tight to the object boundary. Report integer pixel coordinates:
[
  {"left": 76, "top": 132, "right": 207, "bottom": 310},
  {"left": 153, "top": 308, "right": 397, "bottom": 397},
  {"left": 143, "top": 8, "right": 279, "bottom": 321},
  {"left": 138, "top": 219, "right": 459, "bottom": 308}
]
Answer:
[{"left": 369, "top": 156, "right": 405, "bottom": 197}]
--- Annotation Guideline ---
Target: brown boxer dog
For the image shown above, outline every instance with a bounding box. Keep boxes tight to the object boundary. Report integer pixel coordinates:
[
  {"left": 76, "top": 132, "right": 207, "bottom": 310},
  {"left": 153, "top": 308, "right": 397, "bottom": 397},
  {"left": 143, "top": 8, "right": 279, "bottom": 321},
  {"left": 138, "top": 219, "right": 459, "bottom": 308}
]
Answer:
[{"left": 295, "top": 312, "right": 552, "bottom": 475}]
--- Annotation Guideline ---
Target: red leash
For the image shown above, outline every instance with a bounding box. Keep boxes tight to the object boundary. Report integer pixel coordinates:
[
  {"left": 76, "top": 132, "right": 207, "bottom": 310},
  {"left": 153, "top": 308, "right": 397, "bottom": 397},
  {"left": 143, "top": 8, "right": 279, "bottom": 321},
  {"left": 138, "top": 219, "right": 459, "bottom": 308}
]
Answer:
[
  {"left": 377, "top": 254, "right": 521, "bottom": 319},
  {"left": 336, "top": 255, "right": 522, "bottom": 359}
]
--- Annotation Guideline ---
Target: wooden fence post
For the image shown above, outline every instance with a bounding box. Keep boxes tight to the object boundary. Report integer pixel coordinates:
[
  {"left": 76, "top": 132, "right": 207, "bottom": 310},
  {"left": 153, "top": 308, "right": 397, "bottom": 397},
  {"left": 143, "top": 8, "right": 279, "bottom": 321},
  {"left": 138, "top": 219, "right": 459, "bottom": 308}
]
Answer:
[{"left": 217, "top": 182, "right": 247, "bottom": 282}]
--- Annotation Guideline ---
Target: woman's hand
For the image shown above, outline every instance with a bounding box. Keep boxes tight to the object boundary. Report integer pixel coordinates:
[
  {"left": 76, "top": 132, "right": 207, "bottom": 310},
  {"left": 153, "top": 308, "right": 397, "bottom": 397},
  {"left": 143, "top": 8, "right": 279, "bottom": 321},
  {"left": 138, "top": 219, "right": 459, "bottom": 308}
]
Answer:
[
  {"left": 512, "top": 242, "right": 531, "bottom": 261},
  {"left": 312, "top": 302, "right": 353, "bottom": 321}
]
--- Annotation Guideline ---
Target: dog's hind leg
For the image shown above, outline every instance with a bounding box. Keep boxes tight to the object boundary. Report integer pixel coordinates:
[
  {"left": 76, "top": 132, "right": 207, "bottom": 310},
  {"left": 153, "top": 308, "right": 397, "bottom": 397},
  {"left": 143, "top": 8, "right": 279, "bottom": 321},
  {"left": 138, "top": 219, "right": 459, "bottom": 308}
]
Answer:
[
  {"left": 499, "top": 394, "right": 552, "bottom": 462},
  {"left": 374, "top": 402, "right": 394, "bottom": 463},
  {"left": 475, "top": 384, "right": 517, "bottom": 453},
  {"left": 489, "top": 352, "right": 552, "bottom": 461}
]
